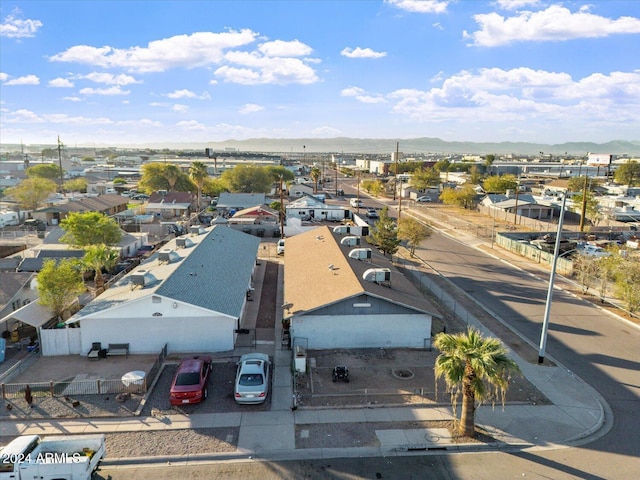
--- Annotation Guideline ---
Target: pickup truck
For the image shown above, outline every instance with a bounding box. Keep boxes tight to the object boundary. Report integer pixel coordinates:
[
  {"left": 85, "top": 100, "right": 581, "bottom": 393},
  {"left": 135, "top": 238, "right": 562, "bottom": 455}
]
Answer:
[{"left": 0, "top": 434, "right": 105, "bottom": 480}]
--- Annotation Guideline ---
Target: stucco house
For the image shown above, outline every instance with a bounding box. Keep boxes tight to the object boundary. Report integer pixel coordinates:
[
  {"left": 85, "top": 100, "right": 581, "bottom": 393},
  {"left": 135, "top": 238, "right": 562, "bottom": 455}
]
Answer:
[
  {"left": 64, "top": 225, "right": 260, "bottom": 355},
  {"left": 285, "top": 195, "right": 348, "bottom": 222},
  {"left": 284, "top": 226, "right": 440, "bottom": 350}
]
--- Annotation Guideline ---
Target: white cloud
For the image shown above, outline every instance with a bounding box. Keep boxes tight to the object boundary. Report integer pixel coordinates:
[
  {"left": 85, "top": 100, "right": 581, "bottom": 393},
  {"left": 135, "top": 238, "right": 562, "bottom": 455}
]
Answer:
[
  {"left": 258, "top": 39, "right": 312, "bottom": 57},
  {"left": 239, "top": 103, "right": 265, "bottom": 114},
  {"left": 341, "top": 47, "right": 387, "bottom": 59},
  {"left": 4, "top": 75, "right": 40, "bottom": 85},
  {"left": 48, "top": 29, "right": 320, "bottom": 86},
  {"left": 386, "top": 0, "right": 449, "bottom": 14},
  {"left": 466, "top": 5, "right": 640, "bottom": 47},
  {"left": 494, "top": 0, "right": 541, "bottom": 10},
  {"left": 62, "top": 96, "right": 83, "bottom": 102},
  {"left": 172, "top": 104, "right": 189, "bottom": 113},
  {"left": 166, "top": 89, "right": 211, "bottom": 100},
  {"left": 80, "top": 72, "right": 141, "bottom": 85},
  {"left": 176, "top": 120, "right": 206, "bottom": 130},
  {"left": 311, "top": 126, "right": 342, "bottom": 136},
  {"left": 49, "top": 78, "right": 74, "bottom": 88},
  {"left": 49, "top": 29, "right": 259, "bottom": 72},
  {"left": 78, "top": 86, "right": 130, "bottom": 96},
  {"left": 384, "top": 67, "right": 640, "bottom": 127},
  {"left": 341, "top": 86, "right": 386, "bottom": 104},
  {"left": 0, "top": 12, "right": 43, "bottom": 38},
  {"left": 0, "top": 73, "right": 9, "bottom": 81}
]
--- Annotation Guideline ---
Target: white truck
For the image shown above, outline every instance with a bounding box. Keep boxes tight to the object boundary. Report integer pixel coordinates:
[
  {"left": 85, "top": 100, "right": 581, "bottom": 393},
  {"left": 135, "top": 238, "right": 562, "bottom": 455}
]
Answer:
[{"left": 0, "top": 434, "right": 105, "bottom": 480}]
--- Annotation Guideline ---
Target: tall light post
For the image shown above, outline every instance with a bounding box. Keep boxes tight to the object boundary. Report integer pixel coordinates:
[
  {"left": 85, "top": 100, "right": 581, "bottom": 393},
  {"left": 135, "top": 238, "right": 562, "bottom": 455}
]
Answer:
[
  {"left": 393, "top": 142, "right": 399, "bottom": 201},
  {"left": 538, "top": 193, "right": 567, "bottom": 364}
]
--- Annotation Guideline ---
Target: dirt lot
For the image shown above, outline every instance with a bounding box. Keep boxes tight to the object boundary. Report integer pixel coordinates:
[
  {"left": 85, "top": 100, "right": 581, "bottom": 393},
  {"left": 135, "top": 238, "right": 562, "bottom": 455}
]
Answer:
[{"left": 295, "top": 347, "right": 549, "bottom": 409}]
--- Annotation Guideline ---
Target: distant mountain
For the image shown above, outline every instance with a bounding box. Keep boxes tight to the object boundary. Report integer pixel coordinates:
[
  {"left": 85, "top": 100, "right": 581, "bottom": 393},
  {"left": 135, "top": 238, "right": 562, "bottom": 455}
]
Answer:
[
  {"left": 202, "top": 137, "right": 640, "bottom": 156},
  {"left": 3, "top": 137, "right": 640, "bottom": 156}
]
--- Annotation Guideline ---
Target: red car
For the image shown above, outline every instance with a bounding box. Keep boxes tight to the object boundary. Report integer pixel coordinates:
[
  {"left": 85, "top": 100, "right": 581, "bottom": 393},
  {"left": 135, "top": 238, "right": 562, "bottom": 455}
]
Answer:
[{"left": 169, "top": 355, "right": 212, "bottom": 405}]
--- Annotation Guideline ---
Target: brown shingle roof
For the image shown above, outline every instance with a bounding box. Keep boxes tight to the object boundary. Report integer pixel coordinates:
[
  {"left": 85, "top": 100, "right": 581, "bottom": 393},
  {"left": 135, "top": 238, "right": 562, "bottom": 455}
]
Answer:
[{"left": 284, "top": 226, "right": 440, "bottom": 317}]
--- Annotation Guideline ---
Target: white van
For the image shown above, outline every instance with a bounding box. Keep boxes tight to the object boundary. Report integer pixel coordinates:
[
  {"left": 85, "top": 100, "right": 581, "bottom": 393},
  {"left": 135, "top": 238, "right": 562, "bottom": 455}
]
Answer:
[
  {"left": 277, "top": 239, "right": 285, "bottom": 255},
  {"left": 349, "top": 198, "right": 363, "bottom": 208}
]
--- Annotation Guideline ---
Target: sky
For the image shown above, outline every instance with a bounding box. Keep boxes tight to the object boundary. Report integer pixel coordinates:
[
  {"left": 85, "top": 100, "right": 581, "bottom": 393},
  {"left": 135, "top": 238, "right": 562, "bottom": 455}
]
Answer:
[{"left": 1, "top": 0, "right": 639, "bottom": 147}]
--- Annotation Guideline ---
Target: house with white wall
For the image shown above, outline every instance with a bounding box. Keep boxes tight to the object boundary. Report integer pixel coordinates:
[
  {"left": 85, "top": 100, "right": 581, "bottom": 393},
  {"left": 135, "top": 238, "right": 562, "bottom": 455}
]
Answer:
[
  {"left": 63, "top": 225, "right": 260, "bottom": 356},
  {"left": 284, "top": 226, "right": 440, "bottom": 350}
]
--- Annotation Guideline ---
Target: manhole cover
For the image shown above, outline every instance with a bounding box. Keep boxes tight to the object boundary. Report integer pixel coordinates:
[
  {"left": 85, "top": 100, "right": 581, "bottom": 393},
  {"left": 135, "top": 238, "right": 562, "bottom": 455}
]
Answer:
[{"left": 392, "top": 369, "right": 414, "bottom": 380}]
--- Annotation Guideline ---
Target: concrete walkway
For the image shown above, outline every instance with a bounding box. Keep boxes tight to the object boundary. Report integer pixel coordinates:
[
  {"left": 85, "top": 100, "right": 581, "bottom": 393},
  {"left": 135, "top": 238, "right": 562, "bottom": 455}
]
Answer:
[{"left": 0, "top": 218, "right": 613, "bottom": 464}]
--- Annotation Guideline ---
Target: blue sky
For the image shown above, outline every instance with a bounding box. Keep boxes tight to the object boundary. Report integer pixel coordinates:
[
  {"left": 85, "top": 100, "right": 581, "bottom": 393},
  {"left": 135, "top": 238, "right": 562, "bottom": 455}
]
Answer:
[{"left": 1, "top": 0, "right": 639, "bottom": 147}]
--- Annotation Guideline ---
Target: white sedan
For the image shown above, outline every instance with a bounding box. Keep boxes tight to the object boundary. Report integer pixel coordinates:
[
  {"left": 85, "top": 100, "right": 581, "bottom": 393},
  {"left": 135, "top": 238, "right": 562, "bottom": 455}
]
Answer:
[{"left": 234, "top": 353, "right": 271, "bottom": 404}]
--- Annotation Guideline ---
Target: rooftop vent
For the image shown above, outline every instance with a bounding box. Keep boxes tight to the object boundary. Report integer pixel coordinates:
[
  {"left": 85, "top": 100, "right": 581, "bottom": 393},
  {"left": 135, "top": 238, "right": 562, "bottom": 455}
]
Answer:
[
  {"left": 362, "top": 268, "right": 391, "bottom": 286},
  {"left": 190, "top": 225, "right": 206, "bottom": 235},
  {"left": 130, "top": 269, "right": 158, "bottom": 289},
  {"left": 158, "top": 248, "right": 180, "bottom": 264},
  {"left": 175, "top": 237, "right": 194, "bottom": 248},
  {"left": 333, "top": 225, "right": 351, "bottom": 235},
  {"left": 340, "top": 235, "right": 360, "bottom": 247},
  {"left": 348, "top": 248, "right": 372, "bottom": 261}
]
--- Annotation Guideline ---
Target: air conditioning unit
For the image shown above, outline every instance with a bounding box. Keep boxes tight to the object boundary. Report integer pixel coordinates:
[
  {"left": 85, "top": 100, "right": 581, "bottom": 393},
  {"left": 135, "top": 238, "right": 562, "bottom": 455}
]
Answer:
[
  {"left": 340, "top": 236, "right": 360, "bottom": 246},
  {"left": 362, "top": 268, "right": 391, "bottom": 283}
]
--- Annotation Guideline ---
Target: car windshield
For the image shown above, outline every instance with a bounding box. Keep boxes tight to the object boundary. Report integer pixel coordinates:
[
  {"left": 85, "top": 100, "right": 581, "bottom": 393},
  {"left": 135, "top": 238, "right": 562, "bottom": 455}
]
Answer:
[
  {"left": 175, "top": 372, "right": 200, "bottom": 386},
  {"left": 239, "top": 373, "right": 264, "bottom": 387}
]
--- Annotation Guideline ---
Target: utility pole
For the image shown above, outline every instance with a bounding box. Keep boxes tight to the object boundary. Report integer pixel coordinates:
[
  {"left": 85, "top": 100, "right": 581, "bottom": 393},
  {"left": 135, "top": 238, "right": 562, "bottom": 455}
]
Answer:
[
  {"left": 57, "top": 136, "right": 64, "bottom": 193},
  {"left": 279, "top": 175, "right": 285, "bottom": 239},
  {"left": 393, "top": 142, "right": 399, "bottom": 201},
  {"left": 513, "top": 177, "right": 520, "bottom": 225},
  {"left": 357, "top": 170, "right": 361, "bottom": 214},
  {"left": 397, "top": 142, "right": 403, "bottom": 220},
  {"left": 579, "top": 175, "right": 588, "bottom": 232}
]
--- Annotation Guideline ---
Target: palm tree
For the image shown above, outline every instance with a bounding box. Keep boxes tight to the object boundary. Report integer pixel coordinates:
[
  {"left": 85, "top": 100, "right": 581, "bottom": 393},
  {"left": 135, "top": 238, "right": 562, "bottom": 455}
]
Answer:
[
  {"left": 310, "top": 167, "right": 321, "bottom": 193},
  {"left": 164, "top": 164, "right": 182, "bottom": 191},
  {"left": 83, "top": 244, "right": 120, "bottom": 290},
  {"left": 189, "top": 161, "right": 209, "bottom": 212},
  {"left": 434, "top": 327, "right": 520, "bottom": 437}
]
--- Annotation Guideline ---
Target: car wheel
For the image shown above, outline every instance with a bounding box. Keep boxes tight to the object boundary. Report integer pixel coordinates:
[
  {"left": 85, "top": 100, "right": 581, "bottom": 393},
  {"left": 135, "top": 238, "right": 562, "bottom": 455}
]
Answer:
[{"left": 203, "top": 387, "right": 208, "bottom": 400}]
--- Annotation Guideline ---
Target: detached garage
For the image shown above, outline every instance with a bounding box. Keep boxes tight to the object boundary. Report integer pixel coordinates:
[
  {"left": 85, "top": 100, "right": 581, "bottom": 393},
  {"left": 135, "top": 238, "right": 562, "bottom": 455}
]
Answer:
[
  {"left": 66, "top": 225, "right": 260, "bottom": 355},
  {"left": 284, "top": 226, "right": 440, "bottom": 350}
]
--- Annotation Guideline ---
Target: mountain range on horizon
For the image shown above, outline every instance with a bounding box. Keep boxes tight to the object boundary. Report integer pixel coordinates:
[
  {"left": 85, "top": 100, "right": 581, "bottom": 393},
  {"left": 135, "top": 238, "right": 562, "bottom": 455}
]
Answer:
[{"left": 3, "top": 137, "right": 640, "bottom": 157}]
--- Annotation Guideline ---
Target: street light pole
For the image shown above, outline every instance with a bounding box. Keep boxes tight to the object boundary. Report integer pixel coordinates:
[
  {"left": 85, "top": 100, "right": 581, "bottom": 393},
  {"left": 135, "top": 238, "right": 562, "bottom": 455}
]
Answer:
[{"left": 538, "top": 193, "right": 567, "bottom": 364}]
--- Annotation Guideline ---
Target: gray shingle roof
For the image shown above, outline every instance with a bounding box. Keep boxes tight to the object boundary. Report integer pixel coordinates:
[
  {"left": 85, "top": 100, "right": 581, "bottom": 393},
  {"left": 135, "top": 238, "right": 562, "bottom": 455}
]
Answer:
[{"left": 156, "top": 226, "right": 260, "bottom": 316}]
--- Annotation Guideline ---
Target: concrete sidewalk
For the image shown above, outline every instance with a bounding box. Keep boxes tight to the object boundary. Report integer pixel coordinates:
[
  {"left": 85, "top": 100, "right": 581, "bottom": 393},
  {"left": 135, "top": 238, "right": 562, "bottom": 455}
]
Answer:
[{"left": 0, "top": 217, "right": 610, "bottom": 464}]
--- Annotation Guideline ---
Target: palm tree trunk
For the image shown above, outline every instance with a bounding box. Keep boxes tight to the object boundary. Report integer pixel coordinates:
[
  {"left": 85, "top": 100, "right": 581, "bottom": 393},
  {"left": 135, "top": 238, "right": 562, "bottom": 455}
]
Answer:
[{"left": 459, "top": 363, "right": 476, "bottom": 437}]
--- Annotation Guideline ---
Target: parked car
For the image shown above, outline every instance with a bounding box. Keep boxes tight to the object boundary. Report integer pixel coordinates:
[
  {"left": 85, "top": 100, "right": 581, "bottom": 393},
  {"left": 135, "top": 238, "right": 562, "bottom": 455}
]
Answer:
[
  {"left": 416, "top": 196, "right": 432, "bottom": 203},
  {"left": 277, "top": 238, "right": 285, "bottom": 255},
  {"left": 169, "top": 355, "right": 212, "bottom": 405},
  {"left": 349, "top": 198, "right": 364, "bottom": 208},
  {"left": 234, "top": 353, "right": 271, "bottom": 404},
  {"left": 131, "top": 193, "right": 150, "bottom": 200},
  {"left": 580, "top": 244, "right": 611, "bottom": 258},
  {"left": 366, "top": 208, "right": 379, "bottom": 219}
]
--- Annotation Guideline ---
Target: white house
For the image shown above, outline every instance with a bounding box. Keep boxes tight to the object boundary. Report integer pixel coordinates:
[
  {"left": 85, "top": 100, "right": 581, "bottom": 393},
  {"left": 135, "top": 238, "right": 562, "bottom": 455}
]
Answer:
[
  {"left": 65, "top": 225, "right": 260, "bottom": 355},
  {"left": 284, "top": 226, "right": 440, "bottom": 350},
  {"left": 286, "top": 195, "right": 348, "bottom": 222}
]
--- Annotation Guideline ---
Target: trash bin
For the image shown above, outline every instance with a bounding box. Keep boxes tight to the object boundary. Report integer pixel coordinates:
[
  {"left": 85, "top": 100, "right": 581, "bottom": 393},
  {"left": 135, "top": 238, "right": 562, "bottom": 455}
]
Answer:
[{"left": 294, "top": 345, "right": 306, "bottom": 373}]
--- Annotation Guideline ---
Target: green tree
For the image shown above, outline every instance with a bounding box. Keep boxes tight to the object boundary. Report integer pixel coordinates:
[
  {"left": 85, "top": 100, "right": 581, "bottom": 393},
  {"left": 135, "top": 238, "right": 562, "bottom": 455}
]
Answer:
[
  {"left": 484, "top": 154, "right": 495, "bottom": 168},
  {"left": 221, "top": 164, "right": 271, "bottom": 193},
  {"left": 482, "top": 174, "right": 517, "bottom": 194},
  {"left": 138, "top": 163, "right": 194, "bottom": 193},
  {"left": 264, "top": 166, "right": 295, "bottom": 184},
  {"left": 366, "top": 206, "right": 400, "bottom": 256},
  {"left": 5, "top": 177, "right": 57, "bottom": 210},
  {"left": 434, "top": 327, "right": 520, "bottom": 437},
  {"left": 113, "top": 177, "right": 127, "bottom": 185},
  {"left": 398, "top": 216, "right": 432, "bottom": 257},
  {"left": 468, "top": 165, "right": 482, "bottom": 185},
  {"left": 361, "top": 179, "right": 385, "bottom": 197},
  {"left": 570, "top": 190, "right": 602, "bottom": 227},
  {"left": 37, "top": 259, "right": 85, "bottom": 322},
  {"left": 26, "top": 163, "right": 62, "bottom": 180},
  {"left": 203, "top": 177, "right": 228, "bottom": 198},
  {"left": 613, "top": 255, "right": 640, "bottom": 312},
  {"left": 81, "top": 156, "right": 95, "bottom": 162},
  {"left": 614, "top": 160, "right": 640, "bottom": 186},
  {"left": 83, "top": 244, "right": 121, "bottom": 290},
  {"left": 567, "top": 176, "right": 598, "bottom": 193},
  {"left": 434, "top": 159, "right": 451, "bottom": 173},
  {"left": 440, "top": 185, "right": 477, "bottom": 209},
  {"left": 60, "top": 212, "right": 122, "bottom": 247},
  {"left": 410, "top": 168, "right": 440, "bottom": 190},
  {"left": 189, "top": 161, "right": 209, "bottom": 212},
  {"left": 63, "top": 178, "right": 87, "bottom": 193},
  {"left": 310, "top": 167, "right": 322, "bottom": 193}
]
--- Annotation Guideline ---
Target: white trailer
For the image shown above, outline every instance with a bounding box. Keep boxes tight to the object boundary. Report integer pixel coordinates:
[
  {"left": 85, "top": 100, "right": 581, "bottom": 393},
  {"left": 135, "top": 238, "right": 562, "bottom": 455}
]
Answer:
[
  {"left": 0, "top": 434, "right": 105, "bottom": 480},
  {"left": 0, "top": 211, "right": 20, "bottom": 228}
]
